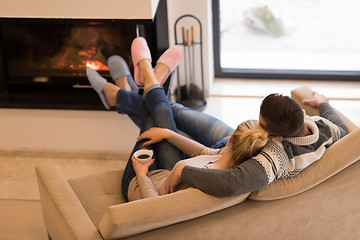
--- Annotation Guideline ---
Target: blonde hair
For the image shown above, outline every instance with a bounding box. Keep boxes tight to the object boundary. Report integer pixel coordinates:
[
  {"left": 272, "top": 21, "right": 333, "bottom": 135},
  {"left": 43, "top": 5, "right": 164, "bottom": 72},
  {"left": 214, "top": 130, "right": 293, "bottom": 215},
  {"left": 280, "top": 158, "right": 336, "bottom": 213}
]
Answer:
[{"left": 231, "top": 120, "right": 268, "bottom": 167}]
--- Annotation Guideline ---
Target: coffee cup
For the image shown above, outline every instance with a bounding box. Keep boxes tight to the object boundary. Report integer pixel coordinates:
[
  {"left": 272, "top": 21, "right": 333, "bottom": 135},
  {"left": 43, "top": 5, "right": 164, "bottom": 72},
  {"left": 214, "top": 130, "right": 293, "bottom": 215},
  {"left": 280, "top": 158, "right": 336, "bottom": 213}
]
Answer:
[{"left": 134, "top": 149, "right": 154, "bottom": 163}]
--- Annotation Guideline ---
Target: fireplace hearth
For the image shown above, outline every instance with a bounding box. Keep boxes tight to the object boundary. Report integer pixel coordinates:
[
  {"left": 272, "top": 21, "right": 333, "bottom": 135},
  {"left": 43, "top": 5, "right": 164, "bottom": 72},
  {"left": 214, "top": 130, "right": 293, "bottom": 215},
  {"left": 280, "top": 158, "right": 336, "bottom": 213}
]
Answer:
[{"left": 0, "top": 0, "right": 169, "bottom": 110}]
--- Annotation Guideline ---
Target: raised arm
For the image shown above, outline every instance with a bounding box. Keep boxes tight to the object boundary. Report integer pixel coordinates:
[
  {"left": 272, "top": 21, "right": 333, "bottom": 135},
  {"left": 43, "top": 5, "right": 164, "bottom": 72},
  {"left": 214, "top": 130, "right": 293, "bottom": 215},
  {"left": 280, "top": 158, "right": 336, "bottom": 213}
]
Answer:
[
  {"left": 318, "top": 103, "right": 349, "bottom": 137},
  {"left": 136, "top": 175, "right": 160, "bottom": 199},
  {"left": 130, "top": 156, "right": 160, "bottom": 199},
  {"left": 303, "top": 92, "right": 349, "bottom": 137}
]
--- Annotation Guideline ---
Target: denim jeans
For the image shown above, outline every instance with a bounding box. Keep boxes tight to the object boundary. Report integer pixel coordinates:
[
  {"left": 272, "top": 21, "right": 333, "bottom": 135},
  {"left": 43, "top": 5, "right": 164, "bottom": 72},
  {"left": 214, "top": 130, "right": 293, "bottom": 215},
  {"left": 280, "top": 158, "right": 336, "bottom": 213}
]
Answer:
[
  {"left": 115, "top": 89, "right": 234, "bottom": 148},
  {"left": 121, "top": 87, "right": 185, "bottom": 199}
]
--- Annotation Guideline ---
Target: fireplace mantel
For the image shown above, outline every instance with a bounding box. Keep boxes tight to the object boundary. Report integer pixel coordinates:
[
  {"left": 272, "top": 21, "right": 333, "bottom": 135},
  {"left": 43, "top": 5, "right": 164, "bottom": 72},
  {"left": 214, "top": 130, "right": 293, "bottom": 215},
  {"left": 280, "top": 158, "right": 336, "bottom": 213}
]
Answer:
[{"left": 0, "top": 0, "right": 159, "bottom": 20}]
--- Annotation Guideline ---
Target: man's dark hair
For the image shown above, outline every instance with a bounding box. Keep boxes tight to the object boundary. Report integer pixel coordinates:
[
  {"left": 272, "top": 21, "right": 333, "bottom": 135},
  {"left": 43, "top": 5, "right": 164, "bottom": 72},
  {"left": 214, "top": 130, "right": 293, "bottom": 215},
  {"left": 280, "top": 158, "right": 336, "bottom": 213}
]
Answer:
[{"left": 260, "top": 93, "right": 304, "bottom": 137}]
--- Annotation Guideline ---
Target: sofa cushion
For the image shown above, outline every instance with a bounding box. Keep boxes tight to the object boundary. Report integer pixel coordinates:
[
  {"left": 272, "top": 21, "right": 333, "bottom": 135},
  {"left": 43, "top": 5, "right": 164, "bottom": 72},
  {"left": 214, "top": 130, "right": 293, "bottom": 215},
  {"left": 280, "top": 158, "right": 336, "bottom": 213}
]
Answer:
[{"left": 249, "top": 86, "right": 360, "bottom": 200}]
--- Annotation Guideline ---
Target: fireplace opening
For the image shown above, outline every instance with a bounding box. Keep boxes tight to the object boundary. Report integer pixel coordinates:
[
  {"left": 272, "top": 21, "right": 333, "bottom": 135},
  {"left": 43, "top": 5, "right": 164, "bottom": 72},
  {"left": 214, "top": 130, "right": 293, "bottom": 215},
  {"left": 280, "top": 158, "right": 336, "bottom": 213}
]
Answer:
[
  {"left": 2, "top": 21, "right": 135, "bottom": 84},
  {"left": 0, "top": 0, "right": 169, "bottom": 110}
]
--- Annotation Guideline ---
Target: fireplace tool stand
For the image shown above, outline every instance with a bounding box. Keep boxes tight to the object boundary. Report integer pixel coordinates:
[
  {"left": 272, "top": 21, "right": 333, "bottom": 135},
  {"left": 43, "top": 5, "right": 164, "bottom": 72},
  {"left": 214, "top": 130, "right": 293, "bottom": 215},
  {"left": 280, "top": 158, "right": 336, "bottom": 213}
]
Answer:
[{"left": 174, "top": 14, "right": 206, "bottom": 111}]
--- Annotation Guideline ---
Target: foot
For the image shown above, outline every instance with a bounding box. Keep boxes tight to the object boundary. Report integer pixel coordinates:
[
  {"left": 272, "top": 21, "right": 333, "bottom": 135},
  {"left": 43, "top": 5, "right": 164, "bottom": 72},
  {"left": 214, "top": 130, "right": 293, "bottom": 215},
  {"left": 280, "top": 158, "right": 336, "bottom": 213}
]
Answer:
[
  {"left": 138, "top": 59, "right": 157, "bottom": 90},
  {"left": 154, "top": 63, "right": 170, "bottom": 85},
  {"left": 102, "top": 82, "right": 120, "bottom": 107},
  {"left": 131, "top": 37, "right": 152, "bottom": 86},
  {"left": 154, "top": 45, "right": 184, "bottom": 85},
  {"left": 86, "top": 67, "right": 110, "bottom": 109},
  {"left": 114, "top": 76, "right": 131, "bottom": 92},
  {"left": 107, "top": 55, "right": 138, "bottom": 93},
  {"left": 86, "top": 68, "right": 119, "bottom": 109}
]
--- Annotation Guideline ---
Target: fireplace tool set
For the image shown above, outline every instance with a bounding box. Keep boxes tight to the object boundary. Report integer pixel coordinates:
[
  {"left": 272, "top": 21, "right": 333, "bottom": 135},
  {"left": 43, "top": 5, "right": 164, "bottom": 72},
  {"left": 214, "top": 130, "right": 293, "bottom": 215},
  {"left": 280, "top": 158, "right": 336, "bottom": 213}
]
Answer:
[{"left": 174, "top": 15, "right": 206, "bottom": 111}]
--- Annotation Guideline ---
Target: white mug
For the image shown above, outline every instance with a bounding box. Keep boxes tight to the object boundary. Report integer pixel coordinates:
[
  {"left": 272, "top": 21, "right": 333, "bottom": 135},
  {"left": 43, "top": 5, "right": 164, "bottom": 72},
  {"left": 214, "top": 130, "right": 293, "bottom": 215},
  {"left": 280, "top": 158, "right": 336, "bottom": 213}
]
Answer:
[{"left": 133, "top": 149, "right": 154, "bottom": 163}]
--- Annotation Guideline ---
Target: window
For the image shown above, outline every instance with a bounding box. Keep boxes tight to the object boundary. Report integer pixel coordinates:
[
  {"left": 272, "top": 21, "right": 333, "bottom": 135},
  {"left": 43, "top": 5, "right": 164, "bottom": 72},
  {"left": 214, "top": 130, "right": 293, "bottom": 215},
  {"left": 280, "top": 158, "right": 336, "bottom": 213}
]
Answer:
[{"left": 213, "top": 0, "right": 360, "bottom": 80}]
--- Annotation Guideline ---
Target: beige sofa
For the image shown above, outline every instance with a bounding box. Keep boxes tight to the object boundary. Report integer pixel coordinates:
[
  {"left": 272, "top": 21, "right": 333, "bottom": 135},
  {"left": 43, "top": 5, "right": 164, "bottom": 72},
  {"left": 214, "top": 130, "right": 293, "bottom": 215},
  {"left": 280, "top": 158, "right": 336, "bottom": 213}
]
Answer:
[{"left": 36, "top": 86, "right": 360, "bottom": 240}]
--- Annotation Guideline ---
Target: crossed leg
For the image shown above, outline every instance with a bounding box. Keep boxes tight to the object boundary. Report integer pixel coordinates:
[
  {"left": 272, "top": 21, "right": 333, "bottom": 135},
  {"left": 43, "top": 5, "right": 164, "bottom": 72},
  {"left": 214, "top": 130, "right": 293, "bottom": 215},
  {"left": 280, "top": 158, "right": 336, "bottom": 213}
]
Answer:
[{"left": 100, "top": 59, "right": 171, "bottom": 106}]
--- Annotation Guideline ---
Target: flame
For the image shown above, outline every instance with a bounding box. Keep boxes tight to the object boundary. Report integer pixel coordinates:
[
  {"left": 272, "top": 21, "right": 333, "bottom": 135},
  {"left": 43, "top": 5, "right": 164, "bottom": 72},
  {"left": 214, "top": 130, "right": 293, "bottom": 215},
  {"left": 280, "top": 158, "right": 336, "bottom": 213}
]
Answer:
[{"left": 85, "top": 60, "right": 109, "bottom": 71}]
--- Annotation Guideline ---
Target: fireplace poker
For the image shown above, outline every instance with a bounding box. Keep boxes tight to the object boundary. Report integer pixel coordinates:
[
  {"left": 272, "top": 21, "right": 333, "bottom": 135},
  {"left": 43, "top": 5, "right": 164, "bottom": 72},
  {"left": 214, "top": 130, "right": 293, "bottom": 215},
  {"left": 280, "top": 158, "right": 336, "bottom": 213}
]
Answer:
[
  {"left": 181, "top": 26, "right": 189, "bottom": 99},
  {"left": 186, "top": 28, "right": 192, "bottom": 97},
  {"left": 188, "top": 26, "right": 205, "bottom": 105},
  {"left": 191, "top": 26, "right": 195, "bottom": 90}
]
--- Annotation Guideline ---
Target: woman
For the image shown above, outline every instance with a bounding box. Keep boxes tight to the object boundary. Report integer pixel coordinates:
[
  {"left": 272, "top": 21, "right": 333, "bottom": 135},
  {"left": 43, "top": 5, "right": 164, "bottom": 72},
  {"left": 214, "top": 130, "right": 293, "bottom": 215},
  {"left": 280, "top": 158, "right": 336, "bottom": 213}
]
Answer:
[
  {"left": 87, "top": 37, "right": 268, "bottom": 201},
  {"left": 130, "top": 119, "right": 268, "bottom": 200}
]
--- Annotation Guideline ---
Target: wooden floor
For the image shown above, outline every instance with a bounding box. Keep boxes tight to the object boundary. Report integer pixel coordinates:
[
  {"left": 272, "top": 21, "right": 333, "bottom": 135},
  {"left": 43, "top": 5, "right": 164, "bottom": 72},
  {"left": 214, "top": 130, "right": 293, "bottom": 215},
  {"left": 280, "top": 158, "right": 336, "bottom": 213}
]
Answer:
[{"left": 1, "top": 79, "right": 359, "bottom": 239}]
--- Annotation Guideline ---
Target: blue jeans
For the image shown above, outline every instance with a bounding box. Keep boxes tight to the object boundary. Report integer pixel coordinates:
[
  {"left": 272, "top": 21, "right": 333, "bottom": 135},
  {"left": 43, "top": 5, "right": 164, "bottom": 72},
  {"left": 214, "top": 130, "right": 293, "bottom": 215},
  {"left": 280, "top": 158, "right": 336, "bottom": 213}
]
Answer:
[
  {"left": 115, "top": 90, "right": 234, "bottom": 148},
  {"left": 121, "top": 87, "right": 185, "bottom": 199}
]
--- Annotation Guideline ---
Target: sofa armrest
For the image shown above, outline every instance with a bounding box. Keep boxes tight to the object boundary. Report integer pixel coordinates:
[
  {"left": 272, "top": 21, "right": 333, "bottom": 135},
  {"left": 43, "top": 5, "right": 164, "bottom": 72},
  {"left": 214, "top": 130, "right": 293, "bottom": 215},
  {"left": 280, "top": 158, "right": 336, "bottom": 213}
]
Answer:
[
  {"left": 35, "top": 161, "right": 103, "bottom": 240},
  {"left": 98, "top": 188, "right": 250, "bottom": 239}
]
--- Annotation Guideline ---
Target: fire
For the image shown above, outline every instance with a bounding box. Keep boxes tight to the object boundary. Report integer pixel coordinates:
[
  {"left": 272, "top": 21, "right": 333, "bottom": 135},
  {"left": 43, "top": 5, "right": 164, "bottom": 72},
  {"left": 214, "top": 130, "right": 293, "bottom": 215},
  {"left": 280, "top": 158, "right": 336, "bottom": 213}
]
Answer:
[{"left": 85, "top": 60, "right": 109, "bottom": 71}]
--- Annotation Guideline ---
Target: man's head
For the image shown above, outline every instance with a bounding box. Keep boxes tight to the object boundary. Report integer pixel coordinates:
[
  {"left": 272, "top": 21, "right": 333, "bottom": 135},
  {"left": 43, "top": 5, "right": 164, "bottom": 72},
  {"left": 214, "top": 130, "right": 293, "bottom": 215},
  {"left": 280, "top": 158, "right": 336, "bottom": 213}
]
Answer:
[{"left": 259, "top": 93, "right": 304, "bottom": 137}]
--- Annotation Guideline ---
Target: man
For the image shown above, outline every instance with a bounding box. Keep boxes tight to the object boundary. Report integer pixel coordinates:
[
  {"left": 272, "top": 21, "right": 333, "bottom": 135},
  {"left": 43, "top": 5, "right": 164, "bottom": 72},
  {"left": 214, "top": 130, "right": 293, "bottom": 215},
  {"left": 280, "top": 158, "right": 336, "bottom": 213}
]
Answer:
[{"left": 165, "top": 92, "right": 349, "bottom": 196}]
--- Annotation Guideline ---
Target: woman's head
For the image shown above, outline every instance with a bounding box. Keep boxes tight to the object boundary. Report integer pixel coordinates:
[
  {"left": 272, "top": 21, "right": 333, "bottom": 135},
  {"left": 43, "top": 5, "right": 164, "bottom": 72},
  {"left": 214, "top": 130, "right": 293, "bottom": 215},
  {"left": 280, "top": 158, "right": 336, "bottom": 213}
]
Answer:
[{"left": 231, "top": 120, "right": 268, "bottom": 166}]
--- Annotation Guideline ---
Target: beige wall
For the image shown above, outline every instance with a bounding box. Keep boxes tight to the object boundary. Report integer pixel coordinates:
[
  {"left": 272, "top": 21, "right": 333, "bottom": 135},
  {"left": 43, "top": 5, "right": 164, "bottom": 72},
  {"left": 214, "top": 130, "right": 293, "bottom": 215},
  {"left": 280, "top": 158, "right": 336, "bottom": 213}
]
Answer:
[{"left": 0, "top": 0, "right": 212, "bottom": 152}]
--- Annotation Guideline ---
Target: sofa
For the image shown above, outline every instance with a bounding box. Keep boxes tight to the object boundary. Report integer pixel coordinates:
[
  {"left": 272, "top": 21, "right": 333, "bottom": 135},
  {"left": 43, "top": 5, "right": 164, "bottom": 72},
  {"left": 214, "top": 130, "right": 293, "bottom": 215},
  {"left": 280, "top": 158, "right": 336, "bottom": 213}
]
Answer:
[{"left": 36, "top": 86, "right": 360, "bottom": 240}]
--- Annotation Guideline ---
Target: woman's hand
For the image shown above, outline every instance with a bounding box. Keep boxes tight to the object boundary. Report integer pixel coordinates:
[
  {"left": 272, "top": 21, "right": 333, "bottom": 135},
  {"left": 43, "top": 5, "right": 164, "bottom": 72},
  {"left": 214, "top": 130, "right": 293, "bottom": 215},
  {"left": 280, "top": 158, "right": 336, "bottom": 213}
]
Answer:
[
  {"left": 131, "top": 155, "right": 155, "bottom": 176},
  {"left": 137, "top": 127, "right": 172, "bottom": 146}
]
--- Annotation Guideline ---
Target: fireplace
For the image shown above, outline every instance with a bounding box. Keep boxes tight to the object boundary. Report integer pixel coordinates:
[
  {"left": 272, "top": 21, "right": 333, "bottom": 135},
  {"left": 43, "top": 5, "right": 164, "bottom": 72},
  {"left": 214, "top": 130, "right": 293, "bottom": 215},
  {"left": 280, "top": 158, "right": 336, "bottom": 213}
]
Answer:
[{"left": 0, "top": 0, "right": 169, "bottom": 110}]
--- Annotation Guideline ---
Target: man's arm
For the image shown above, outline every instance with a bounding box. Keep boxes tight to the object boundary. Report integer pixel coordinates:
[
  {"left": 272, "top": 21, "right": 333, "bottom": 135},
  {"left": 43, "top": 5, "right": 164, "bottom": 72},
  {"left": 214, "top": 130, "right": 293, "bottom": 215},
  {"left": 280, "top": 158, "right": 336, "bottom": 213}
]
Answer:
[
  {"left": 303, "top": 92, "right": 349, "bottom": 137},
  {"left": 318, "top": 103, "right": 348, "bottom": 137},
  {"left": 166, "top": 159, "right": 269, "bottom": 197}
]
